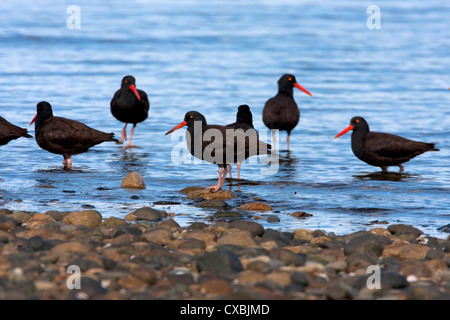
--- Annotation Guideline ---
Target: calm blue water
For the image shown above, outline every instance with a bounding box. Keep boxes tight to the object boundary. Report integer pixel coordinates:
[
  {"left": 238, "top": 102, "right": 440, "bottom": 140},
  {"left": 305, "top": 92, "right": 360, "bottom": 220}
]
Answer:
[{"left": 0, "top": 0, "right": 449, "bottom": 237}]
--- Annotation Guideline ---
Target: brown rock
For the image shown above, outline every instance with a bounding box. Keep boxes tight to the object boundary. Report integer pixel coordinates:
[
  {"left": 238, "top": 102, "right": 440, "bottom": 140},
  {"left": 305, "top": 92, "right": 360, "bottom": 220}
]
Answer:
[
  {"left": 142, "top": 228, "right": 173, "bottom": 245},
  {"left": 200, "top": 278, "right": 233, "bottom": 295},
  {"left": 187, "top": 189, "right": 236, "bottom": 200},
  {"left": 291, "top": 211, "right": 313, "bottom": 218},
  {"left": 62, "top": 210, "right": 102, "bottom": 228},
  {"left": 121, "top": 172, "right": 146, "bottom": 189},
  {"left": 102, "top": 217, "right": 128, "bottom": 227},
  {"left": 217, "top": 229, "right": 256, "bottom": 247},
  {"left": 239, "top": 202, "right": 273, "bottom": 211},
  {"left": 382, "top": 241, "right": 430, "bottom": 260},
  {"left": 293, "top": 229, "right": 314, "bottom": 241},
  {"left": 47, "top": 242, "right": 91, "bottom": 262}
]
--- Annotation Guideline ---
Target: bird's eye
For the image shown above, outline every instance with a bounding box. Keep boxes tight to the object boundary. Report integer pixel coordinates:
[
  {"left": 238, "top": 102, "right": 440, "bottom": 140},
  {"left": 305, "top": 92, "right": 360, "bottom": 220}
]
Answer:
[
  {"left": 189, "top": 115, "right": 194, "bottom": 119},
  {"left": 125, "top": 80, "right": 128, "bottom": 83},
  {"left": 355, "top": 119, "right": 360, "bottom": 123},
  {"left": 288, "top": 77, "right": 292, "bottom": 81}
]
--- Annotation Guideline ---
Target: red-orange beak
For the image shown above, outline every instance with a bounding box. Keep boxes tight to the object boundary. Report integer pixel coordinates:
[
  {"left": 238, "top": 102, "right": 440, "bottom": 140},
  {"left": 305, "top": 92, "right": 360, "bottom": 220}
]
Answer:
[
  {"left": 165, "top": 120, "right": 187, "bottom": 135},
  {"left": 294, "top": 83, "right": 313, "bottom": 96},
  {"left": 30, "top": 113, "right": 37, "bottom": 126},
  {"left": 129, "top": 84, "right": 141, "bottom": 100},
  {"left": 334, "top": 125, "right": 354, "bottom": 139}
]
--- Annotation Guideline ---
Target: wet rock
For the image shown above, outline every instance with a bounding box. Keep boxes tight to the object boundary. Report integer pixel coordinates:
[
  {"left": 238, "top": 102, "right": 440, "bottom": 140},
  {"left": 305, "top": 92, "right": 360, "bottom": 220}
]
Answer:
[
  {"left": 120, "top": 171, "right": 146, "bottom": 189},
  {"left": 179, "top": 186, "right": 203, "bottom": 194},
  {"left": 437, "top": 224, "right": 450, "bottom": 233},
  {"left": 387, "top": 224, "right": 422, "bottom": 238},
  {"left": 229, "top": 221, "right": 264, "bottom": 237},
  {"left": 196, "top": 250, "right": 243, "bottom": 275},
  {"left": 267, "top": 215, "right": 280, "bottom": 223},
  {"left": 62, "top": 210, "right": 102, "bottom": 228},
  {"left": 187, "top": 189, "right": 236, "bottom": 200},
  {"left": 291, "top": 211, "right": 313, "bottom": 218},
  {"left": 130, "top": 206, "right": 164, "bottom": 222},
  {"left": 239, "top": 202, "right": 273, "bottom": 211},
  {"left": 214, "top": 211, "right": 243, "bottom": 218},
  {"left": 195, "top": 199, "right": 229, "bottom": 208}
]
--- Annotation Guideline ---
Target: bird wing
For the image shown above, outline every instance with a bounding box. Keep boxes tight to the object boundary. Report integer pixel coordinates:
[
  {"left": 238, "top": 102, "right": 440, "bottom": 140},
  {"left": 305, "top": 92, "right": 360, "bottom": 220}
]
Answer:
[{"left": 365, "top": 132, "right": 434, "bottom": 159}]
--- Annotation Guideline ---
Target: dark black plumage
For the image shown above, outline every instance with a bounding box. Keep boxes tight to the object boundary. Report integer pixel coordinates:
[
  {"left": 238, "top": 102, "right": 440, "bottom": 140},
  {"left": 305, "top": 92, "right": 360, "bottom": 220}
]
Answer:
[
  {"left": 263, "top": 74, "right": 312, "bottom": 151},
  {"left": 165, "top": 111, "right": 271, "bottom": 191},
  {"left": 110, "top": 75, "right": 149, "bottom": 149},
  {"left": 226, "top": 104, "right": 260, "bottom": 179},
  {"left": 335, "top": 116, "right": 439, "bottom": 172},
  {"left": 0, "top": 116, "right": 32, "bottom": 146},
  {"left": 30, "top": 101, "right": 118, "bottom": 169}
]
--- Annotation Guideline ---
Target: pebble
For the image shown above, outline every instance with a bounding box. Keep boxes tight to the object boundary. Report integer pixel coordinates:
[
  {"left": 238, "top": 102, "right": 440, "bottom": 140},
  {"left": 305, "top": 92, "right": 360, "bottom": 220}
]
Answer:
[
  {"left": 120, "top": 172, "right": 146, "bottom": 189},
  {"left": 239, "top": 202, "right": 273, "bottom": 211},
  {"left": 62, "top": 210, "right": 102, "bottom": 228},
  {"left": 0, "top": 206, "right": 448, "bottom": 300}
]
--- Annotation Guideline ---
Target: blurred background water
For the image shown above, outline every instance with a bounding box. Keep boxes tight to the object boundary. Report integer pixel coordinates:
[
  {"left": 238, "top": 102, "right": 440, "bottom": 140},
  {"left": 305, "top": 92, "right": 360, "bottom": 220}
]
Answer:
[{"left": 0, "top": 0, "right": 448, "bottom": 237}]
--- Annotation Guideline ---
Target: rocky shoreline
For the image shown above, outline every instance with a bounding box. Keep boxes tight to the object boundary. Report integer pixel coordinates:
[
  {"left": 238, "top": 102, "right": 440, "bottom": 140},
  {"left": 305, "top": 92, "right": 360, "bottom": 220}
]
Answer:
[{"left": 0, "top": 187, "right": 449, "bottom": 301}]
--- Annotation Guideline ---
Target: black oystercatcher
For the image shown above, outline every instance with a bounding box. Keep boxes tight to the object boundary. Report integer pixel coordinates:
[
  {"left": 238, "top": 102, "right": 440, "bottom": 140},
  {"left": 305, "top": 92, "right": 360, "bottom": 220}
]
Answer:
[
  {"left": 0, "top": 116, "right": 32, "bottom": 146},
  {"left": 334, "top": 116, "right": 439, "bottom": 172},
  {"left": 30, "top": 101, "right": 119, "bottom": 169},
  {"left": 110, "top": 75, "right": 149, "bottom": 150},
  {"left": 165, "top": 111, "right": 271, "bottom": 191},
  {"left": 226, "top": 104, "right": 257, "bottom": 179},
  {"left": 263, "top": 74, "right": 312, "bottom": 151}
]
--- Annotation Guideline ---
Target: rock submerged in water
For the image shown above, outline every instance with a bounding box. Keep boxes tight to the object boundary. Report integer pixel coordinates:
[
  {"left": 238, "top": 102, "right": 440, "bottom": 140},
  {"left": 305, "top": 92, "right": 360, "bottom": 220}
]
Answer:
[
  {"left": 239, "top": 202, "right": 273, "bottom": 211},
  {"left": 121, "top": 172, "right": 146, "bottom": 189},
  {"left": 186, "top": 188, "right": 236, "bottom": 200}
]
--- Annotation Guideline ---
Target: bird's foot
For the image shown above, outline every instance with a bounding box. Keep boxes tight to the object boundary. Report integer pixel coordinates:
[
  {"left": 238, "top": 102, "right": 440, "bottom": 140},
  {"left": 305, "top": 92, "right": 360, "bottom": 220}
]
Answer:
[
  {"left": 63, "top": 159, "right": 72, "bottom": 169},
  {"left": 122, "top": 144, "right": 139, "bottom": 150},
  {"left": 399, "top": 164, "right": 404, "bottom": 173},
  {"left": 205, "top": 185, "right": 222, "bottom": 192}
]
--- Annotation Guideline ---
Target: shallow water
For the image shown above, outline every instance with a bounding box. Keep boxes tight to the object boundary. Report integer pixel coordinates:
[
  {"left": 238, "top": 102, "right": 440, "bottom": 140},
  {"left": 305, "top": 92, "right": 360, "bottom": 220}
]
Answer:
[{"left": 0, "top": 0, "right": 449, "bottom": 237}]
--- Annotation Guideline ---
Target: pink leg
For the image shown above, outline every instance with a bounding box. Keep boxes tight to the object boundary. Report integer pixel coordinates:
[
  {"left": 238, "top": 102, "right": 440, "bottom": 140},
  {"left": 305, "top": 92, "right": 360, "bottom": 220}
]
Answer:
[
  {"left": 399, "top": 164, "right": 404, "bottom": 172},
  {"left": 121, "top": 123, "right": 128, "bottom": 144},
  {"left": 63, "top": 156, "right": 72, "bottom": 169},
  {"left": 206, "top": 166, "right": 228, "bottom": 192},
  {"left": 237, "top": 163, "right": 241, "bottom": 180},
  {"left": 287, "top": 133, "right": 290, "bottom": 151},
  {"left": 123, "top": 124, "right": 139, "bottom": 150},
  {"left": 227, "top": 165, "right": 232, "bottom": 179}
]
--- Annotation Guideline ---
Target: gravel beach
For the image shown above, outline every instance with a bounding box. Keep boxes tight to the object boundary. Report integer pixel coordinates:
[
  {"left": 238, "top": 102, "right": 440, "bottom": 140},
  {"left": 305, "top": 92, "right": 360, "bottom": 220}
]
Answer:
[{"left": 0, "top": 187, "right": 449, "bottom": 301}]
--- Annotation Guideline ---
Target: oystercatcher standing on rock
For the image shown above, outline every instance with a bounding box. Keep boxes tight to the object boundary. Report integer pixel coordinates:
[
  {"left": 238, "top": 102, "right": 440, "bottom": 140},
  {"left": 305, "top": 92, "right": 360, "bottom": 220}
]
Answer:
[
  {"left": 110, "top": 75, "right": 149, "bottom": 150},
  {"left": 165, "top": 111, "right": 271, "bottom": 191}
]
